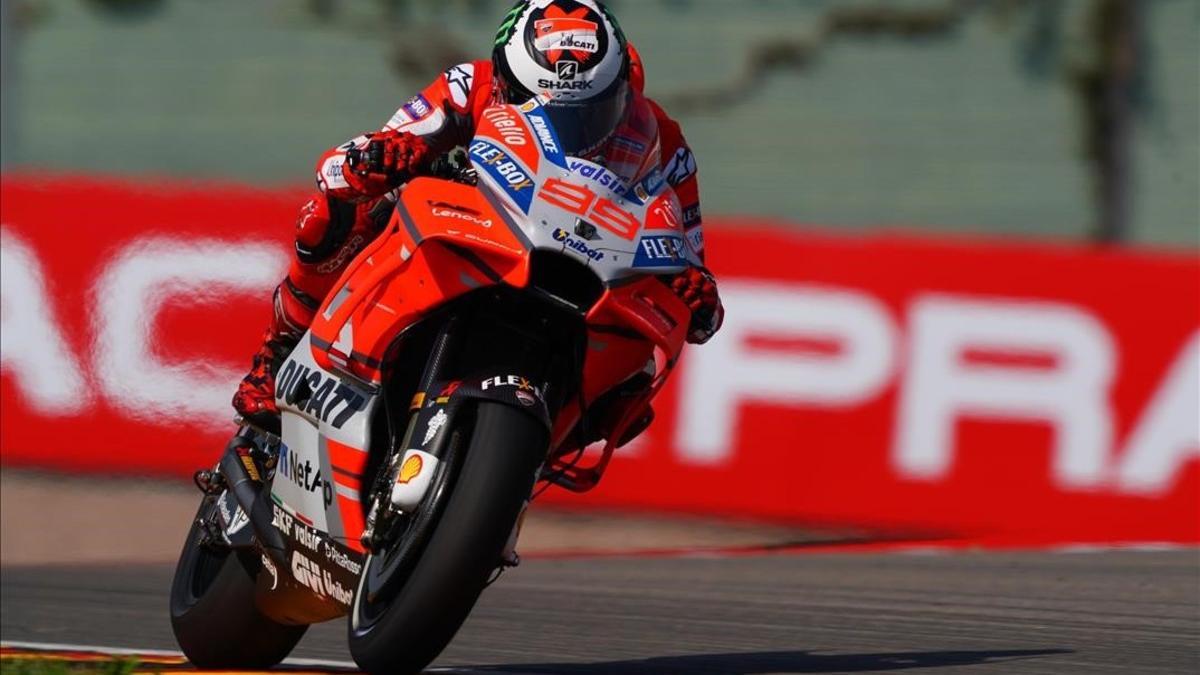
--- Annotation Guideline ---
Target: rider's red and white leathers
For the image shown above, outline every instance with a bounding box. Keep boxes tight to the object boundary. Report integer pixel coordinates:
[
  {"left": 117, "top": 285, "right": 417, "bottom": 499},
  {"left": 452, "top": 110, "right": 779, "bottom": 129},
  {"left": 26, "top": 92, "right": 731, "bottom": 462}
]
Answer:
[
  {"left": 236, "top": 54, "right": 718, "bottom": 429},
  {"left": 270, "top": 58, "right": 708, "bottom": 345}
]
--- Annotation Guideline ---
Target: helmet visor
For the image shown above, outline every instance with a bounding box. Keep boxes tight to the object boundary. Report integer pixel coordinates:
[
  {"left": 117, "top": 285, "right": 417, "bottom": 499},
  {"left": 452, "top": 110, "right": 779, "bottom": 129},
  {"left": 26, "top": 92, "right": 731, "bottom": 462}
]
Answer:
[{"left": 542, "top": 81, "right": 631, "bottom": 157}]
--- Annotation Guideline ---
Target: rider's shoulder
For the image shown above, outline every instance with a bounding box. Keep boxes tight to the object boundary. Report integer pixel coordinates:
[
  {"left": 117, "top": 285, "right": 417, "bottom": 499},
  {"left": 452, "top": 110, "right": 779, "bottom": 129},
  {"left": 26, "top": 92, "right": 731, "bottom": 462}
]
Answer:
[
  {"left": 642, "top": 95, "right": 690, "bottom": 153},
  {"left": 641, "top": 96, "right": 678, "bottom": 130},
  {"left": 437, "top": 60, "right": 495, "bottom": 111}
]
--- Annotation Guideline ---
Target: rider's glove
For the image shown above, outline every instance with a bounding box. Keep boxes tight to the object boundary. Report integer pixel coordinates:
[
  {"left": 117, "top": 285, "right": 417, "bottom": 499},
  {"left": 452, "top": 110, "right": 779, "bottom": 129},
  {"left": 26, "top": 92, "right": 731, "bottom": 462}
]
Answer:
[
  {"left": 670, "top": 266, "right": 724, "bottom": 345},
  {"left": 343, "top": 131, "right": 431, "bottom": 198}
]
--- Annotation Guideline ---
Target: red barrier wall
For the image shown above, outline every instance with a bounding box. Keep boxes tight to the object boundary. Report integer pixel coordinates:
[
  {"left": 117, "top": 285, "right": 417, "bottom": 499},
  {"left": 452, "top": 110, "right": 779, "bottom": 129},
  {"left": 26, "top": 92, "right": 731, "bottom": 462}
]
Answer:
[{"left": 3, "top": 174, "right": 1197, "bottom": 543}]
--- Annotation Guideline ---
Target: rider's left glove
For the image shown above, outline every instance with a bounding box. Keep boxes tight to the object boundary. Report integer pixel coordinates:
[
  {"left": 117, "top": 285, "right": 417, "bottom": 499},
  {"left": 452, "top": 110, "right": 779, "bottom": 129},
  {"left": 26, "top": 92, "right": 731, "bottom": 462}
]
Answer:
[{"left": 670, "top": 266, "right": 724, "bottom": 345}]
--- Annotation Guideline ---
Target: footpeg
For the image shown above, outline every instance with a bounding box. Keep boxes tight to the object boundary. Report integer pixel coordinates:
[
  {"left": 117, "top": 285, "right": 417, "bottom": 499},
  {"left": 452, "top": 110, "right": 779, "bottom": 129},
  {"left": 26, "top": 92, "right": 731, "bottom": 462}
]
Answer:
[
  {"left": 233, "top": 414, "right": 282, "bottom": 444},
  {"left": 193, "top": 469, "right": 225, "bottom": 495}
]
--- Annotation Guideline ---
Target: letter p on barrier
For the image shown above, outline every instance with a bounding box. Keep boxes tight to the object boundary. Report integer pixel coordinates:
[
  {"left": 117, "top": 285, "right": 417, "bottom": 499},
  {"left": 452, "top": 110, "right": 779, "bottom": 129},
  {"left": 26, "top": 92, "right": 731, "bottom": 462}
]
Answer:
[{"left": 676, "top": 281, "right": 897, "bottom": 464}]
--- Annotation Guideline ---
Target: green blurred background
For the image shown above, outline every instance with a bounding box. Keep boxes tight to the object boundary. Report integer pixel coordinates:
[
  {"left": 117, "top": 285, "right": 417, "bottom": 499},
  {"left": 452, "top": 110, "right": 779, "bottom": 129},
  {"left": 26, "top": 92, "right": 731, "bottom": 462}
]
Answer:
[{"left": 1, "top": 0, "right": 1196, "bottom": 246}]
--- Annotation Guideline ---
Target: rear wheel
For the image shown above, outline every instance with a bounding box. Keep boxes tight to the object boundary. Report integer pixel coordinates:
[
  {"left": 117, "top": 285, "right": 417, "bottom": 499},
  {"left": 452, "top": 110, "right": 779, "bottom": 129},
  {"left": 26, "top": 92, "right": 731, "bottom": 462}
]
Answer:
[
  {"left": 169, "top": 499, "right": 308, "bottom": 668},
  {"left": 348, "top": 401, "right": 547, "bottom": 675}
]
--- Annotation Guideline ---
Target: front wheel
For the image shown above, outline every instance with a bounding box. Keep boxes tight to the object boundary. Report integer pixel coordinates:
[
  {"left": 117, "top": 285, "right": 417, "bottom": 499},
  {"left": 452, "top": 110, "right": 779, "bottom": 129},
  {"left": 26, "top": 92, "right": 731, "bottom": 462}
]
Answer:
[
  {"left": 348, "top": 401, "right": 547, "bottom": 675},
  {"left": 169, "top": 500, "right": 308, "bottom": 669}
]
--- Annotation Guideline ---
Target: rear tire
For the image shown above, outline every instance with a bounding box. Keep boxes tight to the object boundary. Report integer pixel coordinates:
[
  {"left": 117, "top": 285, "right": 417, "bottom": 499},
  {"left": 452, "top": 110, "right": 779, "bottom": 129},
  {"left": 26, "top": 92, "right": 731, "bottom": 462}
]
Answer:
[
  {"left": 169, "top": 500, "right": 308, "bottom": 669},
  {"left": 348, "top": 401, "right": 547, "bottom": 675}
]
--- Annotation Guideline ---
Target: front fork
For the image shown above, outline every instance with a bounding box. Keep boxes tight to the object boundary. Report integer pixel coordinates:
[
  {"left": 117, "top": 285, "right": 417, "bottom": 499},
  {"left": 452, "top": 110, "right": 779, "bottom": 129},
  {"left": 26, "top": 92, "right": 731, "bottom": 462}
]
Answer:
[
  {"left": 360, "top": 317, "right": 465, "bottom": 553},
  {"left": 357, "top": 312, "right": 557, "bottom": 560}
]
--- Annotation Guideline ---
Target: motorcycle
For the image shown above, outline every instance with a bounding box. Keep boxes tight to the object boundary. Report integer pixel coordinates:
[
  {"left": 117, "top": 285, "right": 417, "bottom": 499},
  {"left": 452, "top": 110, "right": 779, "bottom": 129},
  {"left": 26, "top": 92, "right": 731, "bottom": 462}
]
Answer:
[{"left": 169, "top": 96, "right": 697, "bottom": 674}]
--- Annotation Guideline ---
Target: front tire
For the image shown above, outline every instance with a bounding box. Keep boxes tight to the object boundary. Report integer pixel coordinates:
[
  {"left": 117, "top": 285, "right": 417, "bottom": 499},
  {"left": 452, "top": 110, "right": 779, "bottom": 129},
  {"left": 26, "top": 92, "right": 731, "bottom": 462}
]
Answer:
[
  {"left": 169, "top": 500, "right": 308, "bottom": 669},
  {"left": 348, "top": 401, "right": 547, "bottom": 675}
]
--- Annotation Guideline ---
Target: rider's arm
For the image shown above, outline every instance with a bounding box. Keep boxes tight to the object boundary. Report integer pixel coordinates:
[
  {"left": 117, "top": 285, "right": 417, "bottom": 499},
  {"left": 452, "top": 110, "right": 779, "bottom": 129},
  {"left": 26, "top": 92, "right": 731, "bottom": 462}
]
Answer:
[
  {"left": 313, "top": 61, "right": 493, "bottom": 203},
  {"left": 649, "top": 100, "right": 722, "bottom": 344},
  {"left": 650, "top": 101, "right": 706, "bottom": 266}
]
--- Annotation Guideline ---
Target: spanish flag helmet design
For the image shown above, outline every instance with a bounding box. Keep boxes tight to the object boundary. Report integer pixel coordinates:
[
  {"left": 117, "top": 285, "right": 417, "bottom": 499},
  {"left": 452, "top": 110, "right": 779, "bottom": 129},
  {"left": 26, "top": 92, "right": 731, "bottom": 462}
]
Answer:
[{"left": 493, "top": 0, "right": 631, "bottom": 157}]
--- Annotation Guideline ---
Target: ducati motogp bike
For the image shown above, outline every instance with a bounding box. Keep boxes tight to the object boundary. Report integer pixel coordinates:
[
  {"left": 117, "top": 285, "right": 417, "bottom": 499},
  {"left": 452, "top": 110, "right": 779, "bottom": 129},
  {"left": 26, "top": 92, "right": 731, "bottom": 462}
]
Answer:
[{"left": 169, "top": 97, "right": 698, "bottom": 674}]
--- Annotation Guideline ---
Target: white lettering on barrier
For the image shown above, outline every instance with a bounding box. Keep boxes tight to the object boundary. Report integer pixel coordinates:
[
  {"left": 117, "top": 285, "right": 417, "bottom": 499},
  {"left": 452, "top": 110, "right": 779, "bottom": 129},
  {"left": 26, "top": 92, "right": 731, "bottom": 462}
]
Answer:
[
  {"left": 673, "top": 283, "right": 1196, "bottom": 495},
  {"left": 894, "top": 295, "right": 1116, "bottom": 488},
  {"left": 0, "top": 229, "right": 91, "bottom": 414},
  {"left": 1116, "top": 332, "right": 1200, "bottom": 494},
  {"left": 1, "top": 228, "right": 1195, "bottom": 499},
  {"left": 92, "top": 238, "right": 287, "bottom": 425},
  {"left": 676, "top": 281, "right": 898, "bottom": 464}
]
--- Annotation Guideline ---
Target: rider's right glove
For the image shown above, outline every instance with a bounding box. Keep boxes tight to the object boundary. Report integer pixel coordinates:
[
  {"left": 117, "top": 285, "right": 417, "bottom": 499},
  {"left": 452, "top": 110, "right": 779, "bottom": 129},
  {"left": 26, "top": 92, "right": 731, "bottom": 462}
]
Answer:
[
  {"left": 343, "top": 130, "right": 432, "bottom": 199},
  {"left": 670, "top": 266, "right": 724, "bottom": 345}
]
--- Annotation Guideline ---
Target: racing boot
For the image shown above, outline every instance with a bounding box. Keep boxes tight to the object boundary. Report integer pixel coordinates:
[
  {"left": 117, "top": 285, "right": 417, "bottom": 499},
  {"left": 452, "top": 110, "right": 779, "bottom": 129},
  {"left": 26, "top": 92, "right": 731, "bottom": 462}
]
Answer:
[
  {"left": 231, "top": 193, "right": 389, "bottom": 434},
  {"left": 232, "top": 277, "right": 317, "bottom": 435},
  {"left": 232, "top": 327, "right": 298, "bottom": 436}
]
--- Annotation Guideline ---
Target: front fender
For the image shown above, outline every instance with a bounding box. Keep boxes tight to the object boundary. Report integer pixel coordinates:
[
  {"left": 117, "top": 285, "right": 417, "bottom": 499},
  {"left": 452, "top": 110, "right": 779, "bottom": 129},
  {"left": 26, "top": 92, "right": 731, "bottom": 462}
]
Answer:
[{"left": 406, "top": 369, "right": 551, "bottom": 462}]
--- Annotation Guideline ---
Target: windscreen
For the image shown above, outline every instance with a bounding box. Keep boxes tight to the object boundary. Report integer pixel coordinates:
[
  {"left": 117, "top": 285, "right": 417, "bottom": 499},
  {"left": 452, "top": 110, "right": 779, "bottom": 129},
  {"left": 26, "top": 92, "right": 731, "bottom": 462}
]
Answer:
[{"left": 541, "top": 80, "right": 631, "bottom": 158}]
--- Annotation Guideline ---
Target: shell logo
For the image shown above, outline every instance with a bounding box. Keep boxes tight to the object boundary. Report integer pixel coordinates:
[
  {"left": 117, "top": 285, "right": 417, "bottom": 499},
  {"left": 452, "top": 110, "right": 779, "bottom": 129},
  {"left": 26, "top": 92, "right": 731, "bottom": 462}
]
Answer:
[{"left": 397, "top": 455, "right": 424, "bottom": 485}]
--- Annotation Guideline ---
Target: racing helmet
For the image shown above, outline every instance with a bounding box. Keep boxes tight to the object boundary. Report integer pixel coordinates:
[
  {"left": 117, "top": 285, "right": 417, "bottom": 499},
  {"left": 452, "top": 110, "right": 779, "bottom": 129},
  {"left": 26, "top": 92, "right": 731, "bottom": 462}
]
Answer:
[{"left": 492, "top": 0, "right": 631, "bottom": 157}]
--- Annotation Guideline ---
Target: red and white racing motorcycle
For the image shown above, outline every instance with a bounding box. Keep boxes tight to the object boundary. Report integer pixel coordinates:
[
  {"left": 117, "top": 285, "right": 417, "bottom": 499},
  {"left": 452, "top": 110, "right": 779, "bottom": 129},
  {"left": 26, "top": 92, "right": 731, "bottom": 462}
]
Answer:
[{"left": 169, "top": 97, "right": 698, "bottom": 674}]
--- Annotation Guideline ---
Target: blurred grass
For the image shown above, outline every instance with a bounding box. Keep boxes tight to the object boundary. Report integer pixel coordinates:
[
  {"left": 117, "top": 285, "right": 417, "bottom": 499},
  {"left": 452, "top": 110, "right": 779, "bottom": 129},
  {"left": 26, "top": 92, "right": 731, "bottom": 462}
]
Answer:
[{"left": 0, "top": 658, "right": 142, "bottom": 675}]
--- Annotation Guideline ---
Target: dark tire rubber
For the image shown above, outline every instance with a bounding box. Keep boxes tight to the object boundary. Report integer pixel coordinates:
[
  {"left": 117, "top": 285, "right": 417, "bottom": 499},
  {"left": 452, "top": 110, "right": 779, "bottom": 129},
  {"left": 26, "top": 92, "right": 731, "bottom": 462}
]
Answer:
[
  {"left": 348, "top": 401, "right": 547, "bottom": 675},
  {"left": 169, "top": 502, "right": 308, "bottom": 669}
]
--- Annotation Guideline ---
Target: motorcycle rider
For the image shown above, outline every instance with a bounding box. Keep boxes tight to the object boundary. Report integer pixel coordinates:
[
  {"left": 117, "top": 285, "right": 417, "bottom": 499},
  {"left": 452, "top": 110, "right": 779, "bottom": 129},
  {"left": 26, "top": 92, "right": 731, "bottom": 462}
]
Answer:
[{"left": 233, "top": 0, "right": 722, "bottom": 437}]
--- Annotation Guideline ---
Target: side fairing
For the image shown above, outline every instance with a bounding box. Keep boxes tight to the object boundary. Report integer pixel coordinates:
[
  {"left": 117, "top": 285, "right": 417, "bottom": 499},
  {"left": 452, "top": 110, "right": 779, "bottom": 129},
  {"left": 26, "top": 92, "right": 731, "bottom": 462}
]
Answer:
[
  {"left": 274, "top": 333, "right": 376, "bottom": 549},
  {"left": 307, "top": 177, "right": 528, "bottom": 385}
]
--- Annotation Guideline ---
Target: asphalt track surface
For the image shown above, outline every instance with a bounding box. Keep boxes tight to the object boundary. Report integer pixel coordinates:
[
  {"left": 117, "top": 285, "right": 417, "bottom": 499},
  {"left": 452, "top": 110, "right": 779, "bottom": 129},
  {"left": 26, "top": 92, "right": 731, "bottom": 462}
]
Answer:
[{"left": 3, "top": 549, "right": 1198, "bottom": 674}]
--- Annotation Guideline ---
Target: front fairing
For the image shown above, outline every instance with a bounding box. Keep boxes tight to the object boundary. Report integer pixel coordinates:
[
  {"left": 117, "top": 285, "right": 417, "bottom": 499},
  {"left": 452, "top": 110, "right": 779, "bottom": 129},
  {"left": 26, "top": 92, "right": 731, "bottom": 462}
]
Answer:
[{"left": 469, "top": 98, "right": 699, "bottom": 285}]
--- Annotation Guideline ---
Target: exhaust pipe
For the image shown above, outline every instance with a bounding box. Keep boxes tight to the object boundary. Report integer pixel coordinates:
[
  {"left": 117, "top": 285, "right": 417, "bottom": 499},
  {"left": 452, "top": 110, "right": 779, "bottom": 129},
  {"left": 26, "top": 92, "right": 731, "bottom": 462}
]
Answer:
[{"left": 219, "top": 433, "right": 289, "bottom": 568}]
